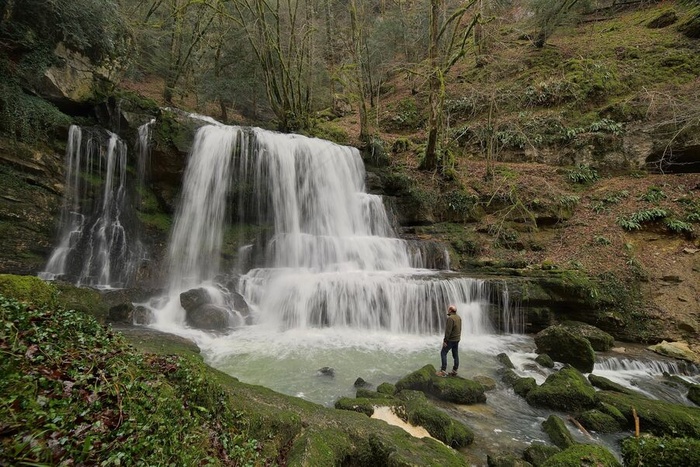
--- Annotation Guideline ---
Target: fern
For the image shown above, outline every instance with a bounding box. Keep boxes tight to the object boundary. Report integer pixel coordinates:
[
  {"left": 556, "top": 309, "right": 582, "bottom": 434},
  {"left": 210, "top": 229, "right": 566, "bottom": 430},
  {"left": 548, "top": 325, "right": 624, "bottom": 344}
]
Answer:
[
  {"left": 639, "top": 186, "right": 666, "bottom": 203},
  {"left": 617, "top": 208, "right": 668, "bottom": 231},
  {"left": 568, "top": 164, "right": 599, "bottom": 184},
  {"left": 665, "top": 219, "right": 694, "bottom": 235}
]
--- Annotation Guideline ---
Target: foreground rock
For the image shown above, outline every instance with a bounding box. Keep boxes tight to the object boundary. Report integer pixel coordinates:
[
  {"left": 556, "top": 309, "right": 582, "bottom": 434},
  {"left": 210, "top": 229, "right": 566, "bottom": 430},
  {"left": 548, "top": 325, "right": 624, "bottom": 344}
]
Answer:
[
  {"left": 540, "top": 444, "right": 620, "bottom": 467},
  {"left": 534, "top": 325, "right": 596, "bottom": 372}
]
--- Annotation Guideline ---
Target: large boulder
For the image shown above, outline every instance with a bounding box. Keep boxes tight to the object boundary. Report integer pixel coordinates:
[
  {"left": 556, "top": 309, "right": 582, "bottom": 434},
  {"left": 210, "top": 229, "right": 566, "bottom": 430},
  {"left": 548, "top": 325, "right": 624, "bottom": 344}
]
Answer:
[
  {"left": 622, "top": 435, "right": 700, "bottom": 466},
  {"left": 180, "top": 288, "right": 213, "bottom": 312},
  {"left": 647, "top": 340, "right": 700, "bottom": 364},
  {"left": 523, "top": 444, "right": 561, "bottom": 466},
  {"left": 561, "top": 321, "right": 614, "bottom": 351},
  {"left": 429, "top": 376, "right": 487, "bottom": 404},
  {"left": 397, "top": 390, "right": 474, "bottom": 448},
  {"left": 535, "top": 325, "right": 596, "bottom": 372},
  {"left": 185, "top": 304, "right": 232, "bottom": 331},
  {"left": 588, "top": 374, "right": 638, "bottom": 396},
  {"left": 526, "top": 366, "right": 597, "bottom": 413},
  {"left": 576, "top": 409, "right": 625, "bottom": 434},
  {"left": 395, "top": 364, "right": 435, "bottom": 393}
]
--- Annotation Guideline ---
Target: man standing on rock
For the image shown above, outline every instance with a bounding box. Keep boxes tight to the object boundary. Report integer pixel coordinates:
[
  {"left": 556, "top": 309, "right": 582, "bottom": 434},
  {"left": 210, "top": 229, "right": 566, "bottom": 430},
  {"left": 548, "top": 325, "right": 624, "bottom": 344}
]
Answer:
[{"left": 437, "top": 304, "right": 461, "bottom": 377}]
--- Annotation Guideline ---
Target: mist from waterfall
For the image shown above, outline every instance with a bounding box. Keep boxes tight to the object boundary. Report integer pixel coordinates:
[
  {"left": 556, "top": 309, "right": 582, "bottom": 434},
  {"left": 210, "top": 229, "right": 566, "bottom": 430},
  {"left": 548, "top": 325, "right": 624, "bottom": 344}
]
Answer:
[{"left": 39, "top": 125, "right": 144, "bottom": 288}]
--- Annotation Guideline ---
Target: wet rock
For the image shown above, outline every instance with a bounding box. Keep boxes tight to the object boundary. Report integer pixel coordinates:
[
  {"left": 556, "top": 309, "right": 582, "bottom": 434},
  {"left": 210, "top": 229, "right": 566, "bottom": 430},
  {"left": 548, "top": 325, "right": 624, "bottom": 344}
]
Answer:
[
  {"left": 376, "top": 382, "right": 395, "bottom": 395},
  {"left": 355, "top": 388, "right": 393, "bottom": 400},
  {"left": 541, "top": 415, "right": 575, "bottom": 449},
  {"left": 588, "top": 374, "right": 638, "bottom": 396},
  {"left": 107, "top": 303, "right": 134, "bottom": 324},
  {"left": 231, "top": 291, "right": 250, "bottom": 315},
  {"left": 497, "top": 352, "right": 516, "bottom": 369},
  {"left": 185, "top": 304, "right": 230, "bottom": 331},
  {"left": 622, "top": 436, "right": 700, "bottom": 467},
  {"left": 534, "top": 325, "right": 596, "bottom": 372},
  {"left": 334, "top": 397, "right": 375, "bottom": 416},
  {"left": 523, "top": 444, "right": 560, "bottom": 466},
  {"left": 647, "top": 340, "right": 700, "bottom": 363},
  {"left": 395, "top": 364, "right": 434, "bottom": 392},
  {"left": 133, "top": 305, "right": 153, "bottom": 325},
  {"left": 353, "top": 377, "right": 369, "bottom": 388},
  {"left": 526, "top": 366, "right": 597, "bottom": 412},
  {"left": 577, "top": 409, "right": 624, "bottom": 433},
  {"left": 541, "top": 444, "right": 620, "bottom": 467},
  {"left": 512, "top": 377, "right": 537, "bottom": 398},
  {"left": 500, "top": 368, "right": 522, "bottom": 386},
  {"left": 535, "top": 354, "right": 554, "bottom": 368},
  {"left": 180, "top": 288, "right": 213, "bottom": 312},
  {"left": 317, "top": 367, "right": 335, "bottom": 377}
]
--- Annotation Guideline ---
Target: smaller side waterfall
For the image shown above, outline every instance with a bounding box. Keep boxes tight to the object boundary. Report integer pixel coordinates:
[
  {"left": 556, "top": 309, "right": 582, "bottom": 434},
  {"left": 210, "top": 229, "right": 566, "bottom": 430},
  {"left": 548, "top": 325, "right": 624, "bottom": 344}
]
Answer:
[{"left": 40, "top": 125, "right": 143, "bottom": 288}]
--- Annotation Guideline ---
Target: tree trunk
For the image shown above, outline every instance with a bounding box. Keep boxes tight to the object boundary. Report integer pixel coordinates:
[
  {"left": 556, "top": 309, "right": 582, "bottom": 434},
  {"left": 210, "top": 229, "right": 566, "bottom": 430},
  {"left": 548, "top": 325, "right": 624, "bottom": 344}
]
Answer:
[{"left": 422, "top": 0, "right": 441, "bottom": 171}]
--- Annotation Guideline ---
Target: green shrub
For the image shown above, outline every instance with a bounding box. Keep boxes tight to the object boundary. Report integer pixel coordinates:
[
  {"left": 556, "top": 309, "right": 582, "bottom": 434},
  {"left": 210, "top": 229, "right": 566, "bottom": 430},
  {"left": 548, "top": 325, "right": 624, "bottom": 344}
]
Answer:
[
  {"left": 0, "top": 82, "right": 72, "bottom": 143},
  {"left": 567, "top": 164, "right": 599, "bottom": 184},
  {"left": 617, "top": 208, "right": 668, "bottom": 230}
]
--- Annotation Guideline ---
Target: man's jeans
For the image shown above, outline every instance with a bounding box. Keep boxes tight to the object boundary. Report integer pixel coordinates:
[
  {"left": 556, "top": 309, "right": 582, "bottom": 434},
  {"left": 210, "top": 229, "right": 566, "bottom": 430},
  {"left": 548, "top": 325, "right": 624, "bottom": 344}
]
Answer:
[{"left": 440, "top": 340, "right": 459, "bottom": 371}]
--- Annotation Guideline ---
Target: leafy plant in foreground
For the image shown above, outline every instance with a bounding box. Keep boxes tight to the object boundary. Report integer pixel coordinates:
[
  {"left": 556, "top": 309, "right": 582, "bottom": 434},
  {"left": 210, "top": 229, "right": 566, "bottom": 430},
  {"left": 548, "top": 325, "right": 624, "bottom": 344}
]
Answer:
[{"left": 617, "top": 208, "right": 668, "bottom": 230}]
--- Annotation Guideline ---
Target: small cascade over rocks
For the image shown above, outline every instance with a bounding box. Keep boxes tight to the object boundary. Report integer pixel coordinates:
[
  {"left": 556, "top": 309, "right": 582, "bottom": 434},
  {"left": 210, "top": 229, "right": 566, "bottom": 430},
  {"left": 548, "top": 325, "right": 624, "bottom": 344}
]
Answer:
[
  {"left": 39, "top": 125, "right": 145, "bottom": 288},
  {"left": 155, "top": 123, "right": 514, "bottom": 333}
]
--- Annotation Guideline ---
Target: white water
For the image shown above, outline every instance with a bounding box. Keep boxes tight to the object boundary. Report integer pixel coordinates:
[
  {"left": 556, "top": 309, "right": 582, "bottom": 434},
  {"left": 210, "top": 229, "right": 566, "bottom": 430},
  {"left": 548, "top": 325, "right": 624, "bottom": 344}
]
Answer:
[{"left": 40, "top": 126, "right": 142, "bottom": 287}]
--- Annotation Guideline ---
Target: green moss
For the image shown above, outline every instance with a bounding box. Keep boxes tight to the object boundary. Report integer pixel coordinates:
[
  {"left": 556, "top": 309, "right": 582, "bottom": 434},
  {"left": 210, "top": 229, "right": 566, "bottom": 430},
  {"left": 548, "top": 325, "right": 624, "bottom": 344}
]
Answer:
[
  {"left": 334, "top": 397, "right": 376, "bottom": 416},
  {"left": 53, "top": 281, "right": 109, "bottom": 324},
  {"left": 430, "top": 376, "right": 487, "bottom": 404},
  {"left": 286, "top": 426, "right": 352, "bottom": 466},
  {"left": 395, "top": 364, "right": 435, "bottom": 392},
  {"left": 577, "top": 409, "right": 624, "bottom": 434},
  {"left": 689, "top": 385, "right": 700, "bottom": 406},
  {"left": 597, "top": 391, "right": 700, "bottom": 438},
  {"left": 356, "top": 388, "right": 394, "bottom": 400},
  {"left": 137, "top": 211, "right": 173, "bottom": 232},
  {"left": 622, "top": 435, "right": 700, "bottom": 467},
  {"left": 513, "top": 377, "right": 537, "bottom": 398},
  {"left": 588, "top": 374, "right": 637, "bottom": 395},
  {"left": 534, "top": 326, "right": 596, "bottom": 373},
  {"left": 527, "top": 366, "right": 597, "bottom": 413},
  {"left": 399, "top": 392, "right": 474, "bottom": 448},
  {"left": 561, "top": 321, "right": 614, "bottom": 351},
  {"left": 376, "top": 382, "right": 396, "bottom": 395},
  {"left": 541, "top": 444, "right": 620, "bottom": 467},
  {"left": 523, "top": 444, "right": 561, "bottom": 466},
  {"left": 535, "top": 354, "right": 554, "bottom": 368},
  {"left": 542, "top": 415, "right": 576, "bottom": 449},
  {"left": 487, "top": 454, "right": 533, "bottom": 466},
  {"left": 0, "top": 274, "right": 56, "bottom": 305}
]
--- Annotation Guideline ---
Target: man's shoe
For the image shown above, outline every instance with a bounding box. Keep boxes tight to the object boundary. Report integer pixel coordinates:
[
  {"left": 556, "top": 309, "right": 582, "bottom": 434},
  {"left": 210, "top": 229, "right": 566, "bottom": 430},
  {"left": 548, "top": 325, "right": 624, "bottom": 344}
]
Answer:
[
  {"left": 449, "top": 371, "right": 458, "bottom": 377},
  {"left": 435, "top": 370, "right": 447, "bottom": 377}
]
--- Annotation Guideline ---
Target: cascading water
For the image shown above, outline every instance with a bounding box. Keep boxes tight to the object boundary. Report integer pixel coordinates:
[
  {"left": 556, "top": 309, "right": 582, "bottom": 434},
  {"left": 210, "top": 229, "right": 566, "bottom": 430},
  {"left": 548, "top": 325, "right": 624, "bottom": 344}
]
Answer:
[{"left": 39, "top": 125, "right": 144, "bottom": 288}]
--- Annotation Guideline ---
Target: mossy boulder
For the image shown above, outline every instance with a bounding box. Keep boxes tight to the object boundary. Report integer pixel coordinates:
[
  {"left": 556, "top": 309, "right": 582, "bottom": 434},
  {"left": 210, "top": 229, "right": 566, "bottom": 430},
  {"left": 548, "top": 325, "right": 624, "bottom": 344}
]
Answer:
[
  {"left": 356, "top": 389, "right": 394, "bottom": 400},
  {"left": 334, "top": 397, "right": 376, "bottom": 417},
  {"left": 513, "top": 377, "right": 537, "bottom": 398},
  {"left": 395, "top": 364, "right": 435, "bottom": 392},
  {"left": 577, "top": 409, "right": 624, "bottom": 433},
  {"left": 487, "top": 454, "right": 533, "bottom": 466},
  {"left": 523, "top": 444, "right": 561, "bottom": 466},
  {"left": 0, "top": 274, "right": 56, "bottom": 304},
  {"left": 689, "top": 384, "right": 700, "bottom": 406},
  {"left": 534, "top": 325, "right": 596, "bottom": 373},
  {"left": 540, "top": 444, "right": 621, "bottom": 467},
  {"left": 497, "top": 352, "right": 516, "bottom": 369},
  {"left": 526, "top": 366, "right": 597, "bottom": 412},
  {"left": 542, "top": 415, "right": 576, "bottom": 449},
  {"left": 621, "top": 435, "right": 700, "bottom": 467},
  {"left": 588, "top": 374, "right": 638, "bottom": 396},
  {"left": 535, "top": 354, "right": 554, "bottom": 369},
  {"left": 596, "top": 391, "right": 700, "bottom": 438},
  {"left": 376, "top": 382, "right": 396, "bottom": 395},
  {"left": 561, "top": 321, "right": 614, "bottom": 351},
  {"left": 397, "top": 390, "right": 474, "bottom": 448},
  {"left": 429, "top": 376, "right": 487, "bottom": 404}
]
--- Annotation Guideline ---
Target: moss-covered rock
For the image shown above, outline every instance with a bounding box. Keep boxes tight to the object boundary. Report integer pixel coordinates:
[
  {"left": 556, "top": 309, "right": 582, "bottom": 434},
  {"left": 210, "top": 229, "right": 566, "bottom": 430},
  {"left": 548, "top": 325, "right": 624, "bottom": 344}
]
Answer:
[
  {"left": 395, "top": 364, "right": 435, "bottom": 392},
  {"left": 497, "top": 352, "right": 516, "bottom": 369},
  {"left": 513, "top": 377, "right": 538, "bottom": 398},
  {"left": 523, "top": 444, "right": 561, "bottom": 466},
  {"left": 561, "top": 321, "right": 614, "bottom": 351},
  {"left": 596, "top": 391, "right": 700, "bottom": 438},
  {"left": 473, "top": 375, "right": 497, "bottom": 391},
  {"left": 598, "top": 402, "right": 628, "bottom": 426},
  {"left": 535, "top": 354, "right": 554, "bottom": 369},
  {"left": 376, "top": 382, "right": 396, "bottom": 395},
  {"left": 334, "top": 397, "right": 377, "bottom": 417},
  {"left": 540, "top": 444, "right": 621, "bottom": 467},
  {"left": 397, "top": 390, "right": 474, "bottom": 448},
  {"left": 542, "top": 415, "right": 576, "bottom": 449},
  {"left": 487, "top": 454, "right": 533, "bottom": 466},
  {"left": 621, "top": 435, "right": 700, "bottom": 467},
  {"left": 430, "top": 376, "right": 487, "bottom": 404},
  {"left": 526, "top": 366, "right": 597, "bottom": 412},
  {"left": 356, "top": 388, "right": 394, "bottom": 400},
  {"left": 0, "top": 274, "right": 55, "bottom": 305},
  {"left": 577, "top": 409, "right": 624, "bottom": 433},
  {"left": 689, "top": 384, "right": 700, "bottom": 406},
  {"left": 534, "top": 325, "right": 596, "bottom": 372},
  {"left": 588, "top": 374, "right": 638, "bottom": 395}
]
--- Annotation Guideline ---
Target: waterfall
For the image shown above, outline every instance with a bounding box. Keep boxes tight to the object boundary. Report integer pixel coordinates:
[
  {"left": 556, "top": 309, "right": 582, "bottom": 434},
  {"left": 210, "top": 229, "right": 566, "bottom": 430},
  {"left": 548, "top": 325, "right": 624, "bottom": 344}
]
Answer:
[
  {"left": 39, "top": 125, "right": 143, "bottom": 288},
  {"left": 159, "top": 123, "right": 514, "bottom": 334}
]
